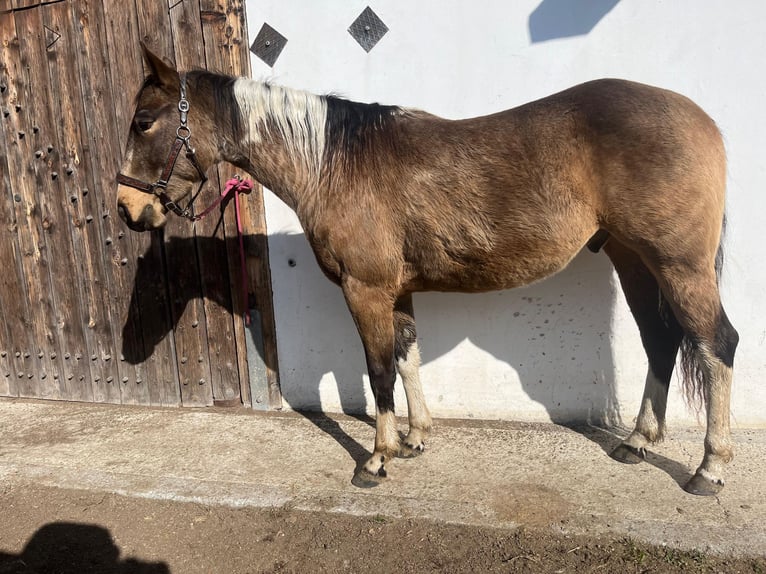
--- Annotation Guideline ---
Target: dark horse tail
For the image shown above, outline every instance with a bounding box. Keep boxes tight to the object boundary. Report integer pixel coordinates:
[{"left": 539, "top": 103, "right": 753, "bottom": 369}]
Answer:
[{"left": 678, "top": 214, "right": 730, "bottom": 410}]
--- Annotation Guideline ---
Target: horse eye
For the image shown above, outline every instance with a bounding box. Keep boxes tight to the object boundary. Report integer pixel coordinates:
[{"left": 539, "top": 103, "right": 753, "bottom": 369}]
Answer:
[{"left": 134, "top": 110, "right": 155, "bottom": 133}]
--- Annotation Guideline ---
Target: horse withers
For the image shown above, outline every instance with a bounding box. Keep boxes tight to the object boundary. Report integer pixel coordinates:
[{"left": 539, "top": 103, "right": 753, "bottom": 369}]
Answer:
[{"left": 117, "top": 45, "right": 738, "bottom": 495}]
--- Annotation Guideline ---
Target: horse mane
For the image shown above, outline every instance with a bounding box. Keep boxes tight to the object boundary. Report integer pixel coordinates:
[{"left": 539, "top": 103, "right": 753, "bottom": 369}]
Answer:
[
  {"left": 323, "top": 95, "right": 403, "bottom": 172},
  {"left": 188, "top": 70, "right": 403, "bottom": 178}
]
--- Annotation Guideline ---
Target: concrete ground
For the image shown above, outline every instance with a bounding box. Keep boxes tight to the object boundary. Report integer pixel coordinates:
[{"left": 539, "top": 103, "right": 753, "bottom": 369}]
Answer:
[{"left": 0, "top": 399, "right": 764, "bottom": 556}]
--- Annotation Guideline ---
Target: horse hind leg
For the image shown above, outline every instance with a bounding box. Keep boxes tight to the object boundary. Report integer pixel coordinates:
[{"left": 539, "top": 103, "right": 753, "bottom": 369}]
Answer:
[
  {"left": 605, "top": 241, "right": 684, "bottom": 463},
  {"left": 681, "top": 306, "right": 738, "bottom": 495},
  {"left": 394, "top": 294, "right": 432, "bottom": 458},
  {"left": 643, "top": 253, "right": 738, "bottom": 495}
]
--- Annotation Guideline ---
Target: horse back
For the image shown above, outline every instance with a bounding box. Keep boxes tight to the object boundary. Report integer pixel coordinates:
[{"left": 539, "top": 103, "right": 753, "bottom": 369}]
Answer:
[{"left": 311, "top": 79, "right": 725, "bottom": 293}]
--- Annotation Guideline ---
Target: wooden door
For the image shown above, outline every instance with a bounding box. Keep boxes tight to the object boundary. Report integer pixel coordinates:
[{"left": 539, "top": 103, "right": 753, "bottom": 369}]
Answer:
[{"left": 0, "top": 0, "right": 280, "bottom": 408}]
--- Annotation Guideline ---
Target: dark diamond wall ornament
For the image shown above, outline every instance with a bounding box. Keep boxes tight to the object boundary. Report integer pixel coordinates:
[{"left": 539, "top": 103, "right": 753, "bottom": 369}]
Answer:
[
  {"left": 251, "top": 23, "right": 288, "bottom": 67},
  {"left": 348, "top": 7, "right": 388, "bottom": 53}
]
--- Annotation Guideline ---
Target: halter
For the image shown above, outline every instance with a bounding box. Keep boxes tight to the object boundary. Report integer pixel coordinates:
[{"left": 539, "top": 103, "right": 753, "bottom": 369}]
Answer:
[{"left": 117, "top": 74, "right": 209, "bottom": 220}]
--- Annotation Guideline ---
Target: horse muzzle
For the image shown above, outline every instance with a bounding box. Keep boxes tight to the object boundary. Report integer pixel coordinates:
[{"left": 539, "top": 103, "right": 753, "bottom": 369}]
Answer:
[{"left": 117, "top": 188, "right": 167, "bottom": 232}]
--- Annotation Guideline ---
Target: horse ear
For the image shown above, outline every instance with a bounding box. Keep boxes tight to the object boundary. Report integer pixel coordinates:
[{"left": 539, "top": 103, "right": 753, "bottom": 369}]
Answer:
[{"left": 140, "top": 42, "right": 178, "bottom": 88}]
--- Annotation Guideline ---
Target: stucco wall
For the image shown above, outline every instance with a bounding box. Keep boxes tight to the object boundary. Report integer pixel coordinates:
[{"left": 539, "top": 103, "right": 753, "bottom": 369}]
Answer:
[{"left": 245, "top": 0, "right": 766, "bottom": 426}]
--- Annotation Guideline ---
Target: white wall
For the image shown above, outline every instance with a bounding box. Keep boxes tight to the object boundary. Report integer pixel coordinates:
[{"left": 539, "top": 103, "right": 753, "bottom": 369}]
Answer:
[{"left": 245, "top": 1, "right": 766, "bottom": 426}]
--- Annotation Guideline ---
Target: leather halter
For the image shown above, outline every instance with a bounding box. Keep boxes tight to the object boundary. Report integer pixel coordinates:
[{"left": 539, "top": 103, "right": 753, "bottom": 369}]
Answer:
[{"left": 117, "top": 74, "right": 209, "bottom": 220}]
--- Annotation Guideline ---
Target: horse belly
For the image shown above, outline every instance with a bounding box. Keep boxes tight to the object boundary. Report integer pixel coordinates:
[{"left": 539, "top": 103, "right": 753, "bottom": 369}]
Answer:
[{"left": 407, "top": 238, "right": 584, "bottom": 293}]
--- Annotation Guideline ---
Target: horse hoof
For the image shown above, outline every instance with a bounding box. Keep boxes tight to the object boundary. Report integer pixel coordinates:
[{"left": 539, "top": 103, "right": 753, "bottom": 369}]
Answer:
[
  {"left": 610, "top": 444, "right": 646, "bottom": 464},
  {"left": 398, "top": 442, "right": 425, "bottom": 459},
  {"left": 351, "top": 468, "right": 386, "bottom": 488},
  {"left": 684, "top": 473, "right": 724, "bottom": 496}
]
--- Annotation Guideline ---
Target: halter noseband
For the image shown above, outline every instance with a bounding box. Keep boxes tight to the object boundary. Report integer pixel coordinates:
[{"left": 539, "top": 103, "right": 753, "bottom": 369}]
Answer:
[{"left": 117, "top": 74, "right": 209, "bottom": 220}]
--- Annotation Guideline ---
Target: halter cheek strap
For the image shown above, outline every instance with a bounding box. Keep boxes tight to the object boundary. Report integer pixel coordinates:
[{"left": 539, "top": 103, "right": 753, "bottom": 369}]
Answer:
[{"left": 116, "top": 74, "right": 209, "bottom": 220}]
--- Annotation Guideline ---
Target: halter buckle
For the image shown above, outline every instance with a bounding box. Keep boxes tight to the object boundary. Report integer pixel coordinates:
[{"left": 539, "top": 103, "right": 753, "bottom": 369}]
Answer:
[
  {"left": 178, "top": 78, "right": 190, "bottom": 125},
  {"left": 163, "top": 200, "right": 185, "bottom": 217}
]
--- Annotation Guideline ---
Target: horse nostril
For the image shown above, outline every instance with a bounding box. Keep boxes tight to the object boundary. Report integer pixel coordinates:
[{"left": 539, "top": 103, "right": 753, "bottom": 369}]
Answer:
[{"left": 117, "top": 204, "right": 129, "bottom": 224}]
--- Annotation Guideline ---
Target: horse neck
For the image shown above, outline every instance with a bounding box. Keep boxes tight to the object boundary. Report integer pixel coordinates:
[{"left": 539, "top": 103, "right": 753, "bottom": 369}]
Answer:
[{"left": 221, "top": 77, "right": 329, "bottom": 212}]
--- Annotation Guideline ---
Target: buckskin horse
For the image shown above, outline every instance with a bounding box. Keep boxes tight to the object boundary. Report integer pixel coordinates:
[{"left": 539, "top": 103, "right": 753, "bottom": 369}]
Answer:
[{"left": 117, "top": 45, "right": 738, "bottom": 495}]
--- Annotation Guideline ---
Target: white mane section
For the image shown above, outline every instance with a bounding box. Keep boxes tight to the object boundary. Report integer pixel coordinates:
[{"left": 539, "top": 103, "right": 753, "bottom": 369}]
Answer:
[{"left": 232, "top": 78, "right": 327, "bottom": 176}]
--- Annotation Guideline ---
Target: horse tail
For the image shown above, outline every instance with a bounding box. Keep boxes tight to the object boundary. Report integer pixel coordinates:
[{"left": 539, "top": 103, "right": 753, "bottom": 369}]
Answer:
[{"left": 677, "top": 213, "right": 727, "bottom": 410}]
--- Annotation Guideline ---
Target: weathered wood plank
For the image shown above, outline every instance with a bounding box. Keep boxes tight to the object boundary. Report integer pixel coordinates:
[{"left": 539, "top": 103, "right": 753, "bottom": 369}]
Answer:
[
  {"left": 134, "top": 1, "right": 202, "bottom": 406},
  {"left": 123, "top": 236, "right": 181, "bottom": 406},
  {"left": 134, "top": 1, "right": 175, "bottom": 67},
  {"left": 103, "top": 0, "right": 180, "bottom": 407},
  {"left": 0, "top": 11, "right": 37, "bottom": 398},
  {"left": 11, "top": 1, "right": 40, "bottom": 10},
  {"left": 245, "top": 213, "right": 281, "bottom": 409},
  {"left": 199, "top": 0, "right": 249, "bottom": 407},
  {"left": 199, "top": 0, "right": 281, "bottom": 408},
  {"left": 65, "top": 0, "right": 157, "bottom": 404},
  {"left": 134, "top": 0, "right": 212, "bottom": 407},
  {"left": 0, "top": 14, "right": 22, "bottom": 397},
  {"left": 3, "top": 9, "right": 63, "bottom": 398},
  {"left": 195, "top": 0, "right": 249, "bottom": 406},
  {"left": 38, "top": 1, "right": 121, "bottom": 402},
  {"left": 28, "top": 4, "right": 103, "bottom": 401},
  {"left": 0, "top": 127, "right": 14, "bottom": 396},
  {"left": 167, "top": 0, "right": 233, "bottom": 408},
  {"left": 99, "top": 0, "right": 143, "bottom": 158},
  {"left": 165, "top": 0, "right": 216, "bottom": 407}
]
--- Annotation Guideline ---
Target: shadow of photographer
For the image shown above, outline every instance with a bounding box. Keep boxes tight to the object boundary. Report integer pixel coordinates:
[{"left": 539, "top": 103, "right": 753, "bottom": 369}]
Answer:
[{"left": 0, "top": 522, "right": 169, "bottom": 574}]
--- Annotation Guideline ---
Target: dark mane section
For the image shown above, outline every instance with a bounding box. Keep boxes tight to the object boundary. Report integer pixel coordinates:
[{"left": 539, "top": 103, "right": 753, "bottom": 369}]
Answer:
[
  {"left": 188, "top": 70, "right": 243, "bottom": 143},
  {"left": 323, "top": 95, "right": 402, "bottom": 169}
]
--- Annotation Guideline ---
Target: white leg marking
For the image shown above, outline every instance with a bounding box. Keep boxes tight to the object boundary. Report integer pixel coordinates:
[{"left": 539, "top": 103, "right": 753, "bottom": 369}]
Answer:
[
  {"left": 364, "top": 410, "right": 399, "bottom": 475},
  {"left": 695, "top": 345, "right": 733, "bottom": 482},
  {"left": 636, "top": 369, "right": 668, "bottom": 441},
  {"left": 623, "top": 368, "right": 668, "bottom": 450},
  {"left": 397, "top": 342, "right": 432, "bottom": 450}
]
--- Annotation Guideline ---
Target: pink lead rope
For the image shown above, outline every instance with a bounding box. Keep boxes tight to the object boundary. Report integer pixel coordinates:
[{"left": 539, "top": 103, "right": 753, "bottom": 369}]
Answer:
[{"left": 193, "top": 176, "right": 254, "bottom": 325}]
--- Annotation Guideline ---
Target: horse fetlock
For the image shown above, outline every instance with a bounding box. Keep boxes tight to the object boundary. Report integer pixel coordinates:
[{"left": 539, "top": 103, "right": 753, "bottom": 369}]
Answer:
[
  {"left": 399, "top": 438, "right": 426, "bottom": 459},
  {"left": 406, "top": 426, "right": 430, "bottom": 444},
  {"left": 364, "top": 451, "right": 393, "bottom": 475},
  {"left": 637, "top": 422, "right": 665, "bottom": 445},
  {"left": 704, "top": 438, "right": 734, "bottom": 464}
]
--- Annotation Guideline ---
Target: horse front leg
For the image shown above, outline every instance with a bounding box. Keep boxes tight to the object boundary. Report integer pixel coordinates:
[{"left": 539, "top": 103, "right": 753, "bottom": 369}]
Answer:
[{"left": 343, "top": 276, "right": 400, "bottom": 488}]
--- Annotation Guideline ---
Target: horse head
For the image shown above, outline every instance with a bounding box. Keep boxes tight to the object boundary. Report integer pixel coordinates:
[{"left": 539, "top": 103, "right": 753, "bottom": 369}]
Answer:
[{"left": 116, "top": 45, "right": 217, "bottom": 231}]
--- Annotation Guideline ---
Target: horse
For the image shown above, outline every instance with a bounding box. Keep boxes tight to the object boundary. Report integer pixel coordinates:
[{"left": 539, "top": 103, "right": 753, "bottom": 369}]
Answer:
[{"left": 117, "top": 44, "right": 738, "bottom": 495}]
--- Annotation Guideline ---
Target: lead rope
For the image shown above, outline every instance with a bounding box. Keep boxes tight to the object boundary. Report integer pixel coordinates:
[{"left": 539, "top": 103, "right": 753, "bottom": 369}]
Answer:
[{"left": 193, "top": 175, "right": 254, "bottom": 325}]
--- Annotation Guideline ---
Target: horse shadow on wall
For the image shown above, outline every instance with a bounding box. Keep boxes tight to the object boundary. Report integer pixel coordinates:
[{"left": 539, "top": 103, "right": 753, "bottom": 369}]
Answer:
[
  {"left": 122, "top": 231, "right": 623, "bottom": 428},
  {"left": 266, "top": 232, "right": 623, "bottom": 427}
]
